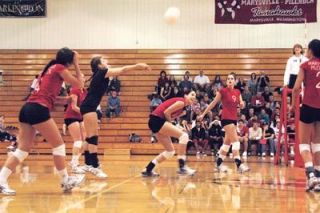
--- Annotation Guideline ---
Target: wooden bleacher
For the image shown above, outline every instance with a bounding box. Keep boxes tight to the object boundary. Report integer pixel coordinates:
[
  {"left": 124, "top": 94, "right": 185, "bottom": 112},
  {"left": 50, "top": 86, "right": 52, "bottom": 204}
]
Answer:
[{"left": 0, "top": 49, "right": 289, "bottom": 155}]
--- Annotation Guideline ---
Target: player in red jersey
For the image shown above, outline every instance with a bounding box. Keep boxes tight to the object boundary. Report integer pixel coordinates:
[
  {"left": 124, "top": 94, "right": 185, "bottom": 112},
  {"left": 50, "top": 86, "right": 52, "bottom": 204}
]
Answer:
[
  {"left": 199, "top": 73, "right": 250, "bottom": 173},
  {"left": 292, "top": 39, "right": 320, "bottom": 191},
  {"left": 64, "top": 74, "right": 88, "bottom": 174},
  {"left": 0, "top": 48, "right": 85, "bottom": 195},
  {"left": 142, "top": 91, "right": 197, "bottom": 177}
]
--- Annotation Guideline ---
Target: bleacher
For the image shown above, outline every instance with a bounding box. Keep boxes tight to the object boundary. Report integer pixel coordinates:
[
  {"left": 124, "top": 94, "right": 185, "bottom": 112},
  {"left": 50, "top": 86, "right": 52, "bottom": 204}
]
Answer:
[{"left": 0, "top": 49, "right": 289, "bottom": 154}]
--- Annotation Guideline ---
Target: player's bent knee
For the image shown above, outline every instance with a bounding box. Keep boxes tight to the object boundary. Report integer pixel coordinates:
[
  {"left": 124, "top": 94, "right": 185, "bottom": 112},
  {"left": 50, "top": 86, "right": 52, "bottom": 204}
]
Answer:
[
  {"left": 73, "top": 140, "right": 83, "bottom": 149},
  {"left": 299, "top": 143, "right": 311, "bottom": 154},
  {"left": 52, "top": 144, "right": 66, "bottom": 156},
  {"left": 162, "top": 150, "right": 175, "bottom": 159},
  {"left": 232, "top": 141, "right": 240, "bottom": 151},
  {"left": 179, "top": 133, "right": 189, "bottom": 145},
  {"left": 220, "top": 144, "right": 231, "bottom": 153},
  {"left": 12, "top": 149, "right": 29, "bottom": 162}
]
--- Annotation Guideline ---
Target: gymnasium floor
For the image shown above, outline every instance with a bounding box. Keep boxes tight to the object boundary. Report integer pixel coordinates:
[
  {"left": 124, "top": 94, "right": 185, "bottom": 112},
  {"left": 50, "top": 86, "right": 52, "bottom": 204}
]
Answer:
[{"left": 0, "top": 155, "right": 318, "bottom": 213}]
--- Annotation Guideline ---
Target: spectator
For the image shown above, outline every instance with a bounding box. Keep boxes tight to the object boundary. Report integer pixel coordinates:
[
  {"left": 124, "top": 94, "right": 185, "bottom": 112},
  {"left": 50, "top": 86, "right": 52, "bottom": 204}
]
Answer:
[
  {"left": 193, "top": 70, "right": 210, "bottom": 91},
  {"left": 237, "top": 119, "right": 249, "bottom": 158},
  {"left": 261, "top": 123, "right": 275, "bottom": 157},
  {"left": 235, "top": 77, "right": 246, "bottom": 93},
  {"left": 247, "top": 115, "right": 260, "bottom": 127},
  {"left": 242, "top": 85, "right": 252, "bottom": 105},
  {"left": 168, "top": 75, "right": 177, "bottom": 88},
  {"left": 248, "top": 72, "right": 258, "bottom": 96},
  {"left": 96, "top": 104, "right": 103, "bottom": 125},
  {"left": 269, "top": 95, "right": 277, "bottom": 110},
  {"left": 208, "top": 119, "right": 223, "bottom": 156},
  {"left": 248, "top": 120, "right": 263, "bottom": 156},
  {"left": 251, "top": 92, "right": 265, "bottom": 112},
  {"left": 284, "top": 43, "right": 308, "bottom": 88},
  {"left": 23, "top": 75, "right": 39, "bottom": 101},
  {"left": 184, "top": 70, "right": 193, "bottom": 82},
  {"left": 179, "top": 75, "right": 193, "bottom": 92},
  {"left": 240, "top": 114, "right": 248, "bottom": 125},
  {"left": 262, "top": 86, "right": 273, "bottom": 102},
  {"left": 149, "top": 93, "right": 162, "bottom": 112},
  {"left": 190, "top": 99, "right": 201, "bottom": 121},
  {"left": 207, "top": 84, "right": 217, "bottom": 100},
  {"left": 264, "top": 103, "right": 273, "bottom": 119},
  {"left": 170, "top": 86, "right": 180, "bottom": 98},
  {"left": 157, "top": 70, "right": 168, "bottom": 94},
  {"left": 191, "top": 120, "right": 208, "bottom": 157},
  {"left": 257, "top": 71, "right": 270, "bottom": 93},
  {"left": 258, "top": 108, "right": 270, "bottom": 124},
  {"left": 106, "top": 90, "right": 121, "bottom": 118},
  {"left": 160, "top": 82, "right": 171, "bottom": 101},
  {"left": 247, "top": 107, "right": 255, "bottom": 120},
  {"left": 212, "top": 75, "right": 223, "bottom": 89},
  {"left": 108, "top": 76, "right": 121, "bottom": 95}
]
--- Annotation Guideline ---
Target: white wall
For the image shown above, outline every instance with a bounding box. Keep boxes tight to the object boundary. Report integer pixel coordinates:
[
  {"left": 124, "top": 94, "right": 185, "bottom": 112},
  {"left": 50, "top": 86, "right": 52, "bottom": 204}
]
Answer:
[{"left": 0, "top": 0, "right": 319, "bottom": 49}]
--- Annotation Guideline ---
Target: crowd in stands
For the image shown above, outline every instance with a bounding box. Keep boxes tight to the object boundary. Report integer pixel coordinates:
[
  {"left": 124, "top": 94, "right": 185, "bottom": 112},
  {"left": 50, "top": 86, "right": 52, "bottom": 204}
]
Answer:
[{"left": 149, "top": 70, "right": 288, "bottom": 158}]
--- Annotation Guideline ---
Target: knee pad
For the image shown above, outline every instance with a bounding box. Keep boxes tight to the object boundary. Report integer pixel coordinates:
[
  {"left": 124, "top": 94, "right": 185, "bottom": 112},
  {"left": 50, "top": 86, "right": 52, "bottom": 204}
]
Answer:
[
  {"left": 52, "top": 144, "right": 66, "bottom": 156},
  {"left": 86, "top": 136, "right": 98, "bottom": 145},
  {"left": 220, "top": 144, "right": 231, "bottom": 153},
  {"left": 12, "top": 149, "right": 28, "bottom": 162},
  {"left": 179, "top": 133, "right": 189, "bottom": 145},
  {"left": 311, "top": 143, "right": 320, "bottom": 153},
  {"left": 232, "top": 141, "right": 240, "bottom": 151},
  {"left": 299, "top": 144, "right": 311, "bottom": 154},
  {"left": 162, "top": 150, "right": 175, "bottom": 159},
  {"left": 73, "top": 140, "right": 83, "bottom": 149}
]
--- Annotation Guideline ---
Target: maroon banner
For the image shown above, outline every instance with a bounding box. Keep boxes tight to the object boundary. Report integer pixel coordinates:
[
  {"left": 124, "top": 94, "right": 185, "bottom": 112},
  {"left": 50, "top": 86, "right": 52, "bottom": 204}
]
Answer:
[{"left": 215, "top": 0, "right": 317, "bottom": 24}]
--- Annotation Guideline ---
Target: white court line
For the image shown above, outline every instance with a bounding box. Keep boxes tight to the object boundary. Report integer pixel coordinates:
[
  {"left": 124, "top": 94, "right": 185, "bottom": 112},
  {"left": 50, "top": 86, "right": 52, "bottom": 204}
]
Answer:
[{"left": 57, "top": 174, "right": 140, "bottom": 213}]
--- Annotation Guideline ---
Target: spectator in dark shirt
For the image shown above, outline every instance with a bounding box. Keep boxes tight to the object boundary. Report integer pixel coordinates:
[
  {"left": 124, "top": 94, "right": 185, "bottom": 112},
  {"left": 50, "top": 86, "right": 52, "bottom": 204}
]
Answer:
[
  {"left": 157, "top": 70, "right": 168, "bottom": 94},
  {"left": 179, "top": 75, "right": 193, "bottom": 92},
  {"left": 242, "top": 85, "right": 252, "bottom": 105},
  {"left": 237, "top": 119, "right": 249, "bottom": 158},
  {"left": 251, "top": 92, "right": 265, "bottom": 113},
  {"left": 262, "top": 86, "right": 273, "bottom": 102},
  {"left": 160, "top": 82, "right": 171, "bottom": 101},
  {"left": 208, "top": 120, "right": 223, "bottom": 155},
  {"left": 191, "top": 120, "right": 208, "bottom": 156},
  {"left": 108, "top": 76, "right": 121, "bottom": 95},
  {"left": 257, "top": 71, "right": 270, "bottom": 92},
  {"left": 213, "top": 75, "right": 223, "bottom": 89},
  {"left": 235, "top": 77, "right": 246, "bottom": 93},
  {"left": 262, "top": 123, "right": 275, "bottom": 157}
]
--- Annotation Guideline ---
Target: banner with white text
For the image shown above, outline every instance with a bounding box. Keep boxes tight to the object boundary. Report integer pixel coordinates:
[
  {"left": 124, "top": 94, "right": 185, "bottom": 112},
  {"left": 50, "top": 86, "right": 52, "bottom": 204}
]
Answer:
[
  {"left": 0, "top": 0, "right": 46, "bottom": 17},
  {"left": 215, "top": 0, "right": 317, "bottom": 24}
]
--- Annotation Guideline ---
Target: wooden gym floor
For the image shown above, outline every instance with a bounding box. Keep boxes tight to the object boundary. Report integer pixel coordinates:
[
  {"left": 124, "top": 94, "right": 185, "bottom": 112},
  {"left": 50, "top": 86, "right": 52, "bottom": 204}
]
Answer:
[{"left": 0, "top": 155, "right": 318, "bottom": 213}]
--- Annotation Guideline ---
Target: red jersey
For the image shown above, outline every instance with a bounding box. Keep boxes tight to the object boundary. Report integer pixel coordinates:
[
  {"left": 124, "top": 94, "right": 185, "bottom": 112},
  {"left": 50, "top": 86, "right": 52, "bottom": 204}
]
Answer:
[
  {"left": 152, "top": 97, "right": 185, "bottom": 119},
  {"left": 300, "top": 58, "right": 320, "bottom": 108},
  {"left": 65, "top": 88, "right": 88, "bottom": 120},
  {"left": 28, "top": 64, "right": 66, "bottom": 110},
  {"left": 220, "top": 87, "right": 240, "bottom": 120},
  {"left": 237, "top": 126, "right": 248, "bottom": 137}
]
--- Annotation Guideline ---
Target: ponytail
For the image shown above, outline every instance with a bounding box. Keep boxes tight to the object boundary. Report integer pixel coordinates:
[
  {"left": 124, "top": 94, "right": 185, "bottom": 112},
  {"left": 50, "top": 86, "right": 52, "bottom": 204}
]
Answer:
[{"left": 40, "top": 59, "right": 57, "bottom": 78}]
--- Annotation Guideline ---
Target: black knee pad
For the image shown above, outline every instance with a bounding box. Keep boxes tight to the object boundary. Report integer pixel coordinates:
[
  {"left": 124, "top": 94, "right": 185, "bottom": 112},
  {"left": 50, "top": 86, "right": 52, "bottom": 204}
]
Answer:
[{"left": 86, "top": 136, "right": 98, "bottom": 145}]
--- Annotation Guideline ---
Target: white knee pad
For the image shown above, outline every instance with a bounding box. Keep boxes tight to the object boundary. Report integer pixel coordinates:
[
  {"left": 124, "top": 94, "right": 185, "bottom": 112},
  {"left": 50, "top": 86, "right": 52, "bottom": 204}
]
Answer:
[
  {"left": 220, "top": 144, "right": 231, "bottom": 153},
  {"left": 52, "top": 144, "right": 66, "bottom": 156},
  {"left": 311, "top": 143, "right": 320, "bottom": 153},
  {"left": 162, "top": 150, "right": 175, "bottom": 159},
  {"left": 299, "top": 144, "right": 311, "bottom": 154},
  {"left": 179, "top": 133, "right": 189, "bottom": 145},
  {"left": 12, "top": 149, "right": 28, "bottom": 163},
  {"left": 232, "top": 142, "right": 240, "bottom": 151},
  {"left": 73, "top": 140, "right": 83, "bottom": 149}
]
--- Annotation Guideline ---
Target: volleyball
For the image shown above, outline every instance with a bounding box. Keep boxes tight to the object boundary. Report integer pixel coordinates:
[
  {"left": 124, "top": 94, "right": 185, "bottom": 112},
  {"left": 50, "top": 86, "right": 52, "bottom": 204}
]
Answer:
[{"left": 164, "top": 7, "right": 180, "bottom": 25}]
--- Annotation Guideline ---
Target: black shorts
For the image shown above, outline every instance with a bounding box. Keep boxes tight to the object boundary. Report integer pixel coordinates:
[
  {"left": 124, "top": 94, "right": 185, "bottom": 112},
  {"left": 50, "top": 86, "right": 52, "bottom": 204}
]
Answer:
[
  {"left": 300, "top": 104, "right": 320, "bottom": 124},
  {"left": 19, "top": 102, "right": 50, "bottom": 125},
  {"left": 80, "top": 105, "right": 97, "bottom": 116},
  {"left": 148, "top": 115, "right": 167, "bottom": 133},
  {"left": 221, "top": 119, "right": 237, "bottom": 127},
  {"left": 64, "top": 118, "right": 83, "bottom": 127}
]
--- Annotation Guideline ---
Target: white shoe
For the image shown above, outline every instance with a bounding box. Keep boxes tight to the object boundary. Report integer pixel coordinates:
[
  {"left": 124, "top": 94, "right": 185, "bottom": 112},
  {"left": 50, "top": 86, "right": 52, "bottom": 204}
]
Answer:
[
  {"left": 89, "top": 167, "right": 108, "bottom": 178},
  {"left": 215, "top": 164, "right": 229, "bottom": 173},
  {"left": 0, "top": 183, "right": 16, "bottom": 195},
  {"left": 262, "top": 152, "right": 266, "bottom": 157},
  {"left": 71, "top": 165, "right": 86, "bottom": 174},
  {"left": 78, "top": 164, "right": 92, "bottom": 172},
  {"left": 61, "top": 175, "right": 85, "bottom": 193},
  {"left": 270, "top": 153, "right": 274, "bottom": 157},
  {"left": 177, "top": 166, "right": 196, "bottom": 176},
  {"left": 306, "top": 176, "right": 319, "bottom": 192},
  {"left": 242, "top": 152, "right": 247, "bottom": 159},
  {"left": 238, "top": 164, "right": 250, "bottom": 173},
  {"left": 196, "top": 152, "right": 201, "bottom": 160}
]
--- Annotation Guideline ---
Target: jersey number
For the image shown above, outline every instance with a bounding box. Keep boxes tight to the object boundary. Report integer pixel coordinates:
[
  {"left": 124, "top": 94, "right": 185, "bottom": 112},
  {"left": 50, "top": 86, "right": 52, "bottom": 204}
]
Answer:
[{"left": 317, "top": 72, "right": 320, "bottom": 89}]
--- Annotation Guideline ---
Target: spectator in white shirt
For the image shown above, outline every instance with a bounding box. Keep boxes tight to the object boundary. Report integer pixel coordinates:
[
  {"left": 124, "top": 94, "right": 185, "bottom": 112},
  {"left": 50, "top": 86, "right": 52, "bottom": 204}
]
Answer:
[
  {"left": 248, "top": 120, "right": 263, "bottom": 156},
  {"left": 193, "top": 70, "right": 210, "bottom": 91},
  {"left": 284, "top": 44, "right": 308, "bottom": 88}
]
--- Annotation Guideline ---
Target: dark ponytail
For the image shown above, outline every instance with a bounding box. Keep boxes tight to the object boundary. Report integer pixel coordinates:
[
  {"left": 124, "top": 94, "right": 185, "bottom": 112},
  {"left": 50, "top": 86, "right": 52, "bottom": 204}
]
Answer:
[
  {"left": 308, "top": 39, "right": 320, "bottom": 58},
  {"left": 40, "top": 59, "right": 57, "bottom": 78},
  {"left": 86, "top": 56, "right": 102, "bottom": 84}
]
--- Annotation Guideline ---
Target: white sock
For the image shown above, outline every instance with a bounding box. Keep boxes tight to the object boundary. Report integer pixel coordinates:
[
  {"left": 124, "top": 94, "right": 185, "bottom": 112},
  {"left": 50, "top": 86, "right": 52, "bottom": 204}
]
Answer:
[
  {"left": 0, "top": 167, "right": 12, "bottom": 185},
  {"left": 57, "top": 168, "right": 68, "bottom": 183},
  {"left": 177, "top": 155, "right": 186, "bottom": 161},
  {"left": 305, "top": 162, "right": 313, "bottom": 168},
  {"left": 152, "top": 159, "right": 158, "bottom": 165}
]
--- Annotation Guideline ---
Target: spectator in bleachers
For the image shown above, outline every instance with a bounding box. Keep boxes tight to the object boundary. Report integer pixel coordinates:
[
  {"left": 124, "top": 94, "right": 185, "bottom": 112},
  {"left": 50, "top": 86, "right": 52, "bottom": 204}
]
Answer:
[
  {"left": 193, "top": 70, "right": 210, "bottom": 91},
  {"left": 247, "top": 114, "right": 260, "bottom": 127},
  {"left": 157, "top": 70, "right": 168, "bottom": 94},
  {"left": 271, "top": 107, "right": 281, "bottom": 121},
  {"left": 242, "top": 85, "right": 252, "bottom": 105},
  {"left": 160, "top": 82, "right": 171, "bottom": 101},
  {"left": 170, "top": 85, "right": 180, "bottom": 98},
  {"left": 190, "top": 99, "right": 201, "bottom": 121},
  {"left": 264, "top": 102, "right": 273, "bottom": 119},
  {"left": 179, "top": 74, "right": 193, "bottom": 92},
  {"left": 251, "top": 92, "right": 265, "bottom": 112},
  {"left": 212, "top": 75, "right": 223, "bottom": 89},
  {"left": 240, "top": 114, "right": 248, "bottom": 125},
  {"left": 108, "top": 76, "right": 121, "bottom": 95},
  {"left": 191, "top": 120, "right": 208, "bottom": 157},
  {"left": 269, "top": 95, "right": 277, "bottom": 110},
  {"left": 248, "top": 120, "right": 263, "bottom": 156},
  {"left": 96, "top": 104, "right": 103, "bottom": 126},
  {"left": 262, "top": 86, "right": 273, "bottom": 102},
  {"left": 208, "top": 119, "right": 223, "bottom": 156},
  {"left": 168, "top": 75, "right": 177, "bottom": 87},
  {"left": 262, "top": 122, "right": 275, "bottom": 157},
  {"left": 149, "top": 93, "right": 162, "bottom": 112},
  {"left": 23, "top": 75, "right": 39, "bottom": 101},
  {"left": 248, "top": 72, "right": 258, "bottom": 96},
  {"left": 258, "top": 108, "right": 270, "bottom": 124},
  {"left": 257, "top": 71, "right": 270, "bottom": 93},
  {"left": 235, "top": 77, "right": 246, "bottom": 93},
  {"left": 246, "top": 107, "right": 255, "bottom": 120},
  {"left": 237, "top": 119, "right": 249, "bottom": 159},
  {"left": 106, "top": 90, "right": 121, "bottom": 118},
  {"left": 184, "top": 70, "right": 193, "bottom": 82},
  {"left": 207, "top": 84, "right": 217, "bottom": 100}
]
